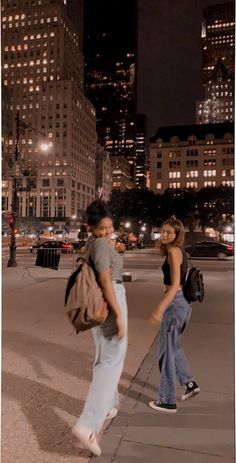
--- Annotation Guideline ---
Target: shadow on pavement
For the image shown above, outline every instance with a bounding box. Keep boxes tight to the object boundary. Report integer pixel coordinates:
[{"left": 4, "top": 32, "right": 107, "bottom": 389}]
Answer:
[
  {"left": 2, "top": 370, "right": 92, "bottom": 458},
  {"left": 2, "top": 330, "right": 93, "bottom": 382}
]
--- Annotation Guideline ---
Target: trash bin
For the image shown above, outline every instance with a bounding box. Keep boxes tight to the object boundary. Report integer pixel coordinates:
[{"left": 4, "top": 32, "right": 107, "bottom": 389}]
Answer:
[{"left": 35, "top": 248, "right": 60, "bottom": 270}]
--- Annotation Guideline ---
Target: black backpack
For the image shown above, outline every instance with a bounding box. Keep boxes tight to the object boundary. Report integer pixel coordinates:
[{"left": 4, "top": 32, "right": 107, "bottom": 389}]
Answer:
[{"left": 183, "top": 267, "right": 204, "bottom": 303}]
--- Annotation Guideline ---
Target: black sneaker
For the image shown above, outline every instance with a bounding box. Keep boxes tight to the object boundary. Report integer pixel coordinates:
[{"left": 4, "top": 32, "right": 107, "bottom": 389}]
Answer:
[
  {"left": 181, "top": 381, "right": 200, "bottom": 401},
  {"left": 149, "top": 401, "right": 177, "bottom": 413}
]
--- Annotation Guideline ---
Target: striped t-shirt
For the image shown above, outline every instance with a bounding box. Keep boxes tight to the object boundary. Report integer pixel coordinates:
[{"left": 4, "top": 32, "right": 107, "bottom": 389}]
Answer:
[{"left": 86, "top": 235, "right": 123, "bottom": 281}]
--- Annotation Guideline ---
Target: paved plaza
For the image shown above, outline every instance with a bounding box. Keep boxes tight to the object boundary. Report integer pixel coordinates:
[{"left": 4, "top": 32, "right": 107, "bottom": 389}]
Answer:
[{"left": 2, "top": 262, "right": 234, "bottom": 463}]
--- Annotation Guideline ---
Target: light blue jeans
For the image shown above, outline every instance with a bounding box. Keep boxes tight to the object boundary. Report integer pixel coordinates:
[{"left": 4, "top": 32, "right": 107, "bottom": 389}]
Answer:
[
  {"left": 76, "top": 282, "right": 128, "bottom": 433},
  {"left": 158, "top": 290, "right": 193, "bottom": 404}
]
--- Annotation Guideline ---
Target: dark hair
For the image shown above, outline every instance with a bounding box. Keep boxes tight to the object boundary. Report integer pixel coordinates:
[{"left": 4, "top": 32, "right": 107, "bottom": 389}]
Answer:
[{"left": 86, "top": 200, "right": 113, "bottom": 227}]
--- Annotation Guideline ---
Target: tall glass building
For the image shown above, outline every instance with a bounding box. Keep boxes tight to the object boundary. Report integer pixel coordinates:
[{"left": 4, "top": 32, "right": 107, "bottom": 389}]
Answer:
[
  {"left": 196, "top": 1, "right": 235, "bottom": 124},
  {"left": 83, "top": 0, "right": 138, "bottom": 181}
]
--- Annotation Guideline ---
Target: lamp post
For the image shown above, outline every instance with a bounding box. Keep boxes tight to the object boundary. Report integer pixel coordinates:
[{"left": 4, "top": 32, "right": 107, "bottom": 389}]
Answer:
[{"left": 7, "top": 111, "right": 48, "bottom": 267}]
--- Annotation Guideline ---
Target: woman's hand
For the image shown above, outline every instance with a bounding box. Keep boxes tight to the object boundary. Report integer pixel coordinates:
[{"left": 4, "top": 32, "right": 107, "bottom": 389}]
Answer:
[
  {"left": 149, "top": 308, "right": 163, "bottom": 327},
  {"left": 116, "top": 314, "right": 126, "bottom": 340}
]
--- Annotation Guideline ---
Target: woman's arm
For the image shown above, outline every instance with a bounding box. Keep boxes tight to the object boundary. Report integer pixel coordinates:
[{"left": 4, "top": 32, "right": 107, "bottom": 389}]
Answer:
[
  {"left": 150, "top": 247, "right": 182, "bottom": 326},
  {"left": 98, "top": 269, "right": 126, "bottom": 339}
]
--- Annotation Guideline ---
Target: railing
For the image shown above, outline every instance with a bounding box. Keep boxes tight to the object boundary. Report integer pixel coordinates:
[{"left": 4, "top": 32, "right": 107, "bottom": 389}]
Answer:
[{"left": 2, "top": 247, "right": 81, "bottom": 272}]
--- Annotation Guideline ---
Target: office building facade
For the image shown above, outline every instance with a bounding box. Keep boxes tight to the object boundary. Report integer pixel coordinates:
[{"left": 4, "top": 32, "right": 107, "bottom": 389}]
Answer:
[
  {"left": 95, "top": 144, "right": 112, "bottom": 202},
  {"left": 2, "top": 0, "right": 96, "bottom": 226},
  {"left": 150, "top": 122, "right": 234, "bottom": 193},
  {"left": 135, "top": 114, "right": 148, "bottom": 188}
]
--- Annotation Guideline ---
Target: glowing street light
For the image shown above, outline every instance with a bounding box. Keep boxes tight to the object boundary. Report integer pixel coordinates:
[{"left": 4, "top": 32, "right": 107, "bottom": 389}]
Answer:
[
  {"left": 40, "top": 141, "right": 49, "bottom": 152},
  {"left": 7, "top": 111, "right": 49, "bottom": 267}
]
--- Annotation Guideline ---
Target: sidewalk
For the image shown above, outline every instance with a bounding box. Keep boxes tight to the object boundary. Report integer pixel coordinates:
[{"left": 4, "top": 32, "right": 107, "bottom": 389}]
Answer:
[
  {"left": 2, "top": 267, "right": 234, "bottom": 462},
  {"left": 91, "top": 271, "right": 234, "bottom": 463}
]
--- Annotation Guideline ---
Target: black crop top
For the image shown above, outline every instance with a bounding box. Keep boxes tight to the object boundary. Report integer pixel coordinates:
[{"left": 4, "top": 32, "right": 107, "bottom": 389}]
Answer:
[{"left": 162, "top": 248, "right": 188, "bottom": 286}]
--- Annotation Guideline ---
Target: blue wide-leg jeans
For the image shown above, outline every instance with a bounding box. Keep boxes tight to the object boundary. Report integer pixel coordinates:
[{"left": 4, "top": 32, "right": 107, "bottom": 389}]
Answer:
[
  {"left": 76, "top": 282, "right": 128, "bottom": 433},
  {"left": 158, "top": 290, "right": 193, "bottom": 405}
]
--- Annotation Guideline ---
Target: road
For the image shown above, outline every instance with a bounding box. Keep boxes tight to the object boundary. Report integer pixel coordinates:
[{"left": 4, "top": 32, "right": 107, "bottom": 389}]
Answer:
[{"left": 2, "top": 247, "right": 234, "bottom": 273}]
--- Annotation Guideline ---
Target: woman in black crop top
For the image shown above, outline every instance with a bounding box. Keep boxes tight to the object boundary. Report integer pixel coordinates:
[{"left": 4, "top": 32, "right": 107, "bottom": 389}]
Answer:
[{"left": 149, "top": 218, "right": 200, "bottom": 414}]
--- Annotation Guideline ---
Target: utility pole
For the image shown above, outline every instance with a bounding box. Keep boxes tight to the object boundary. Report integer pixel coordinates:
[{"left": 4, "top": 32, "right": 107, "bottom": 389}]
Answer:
[{"left": 7, "top": 111, "right": 48, "bottom": 267}]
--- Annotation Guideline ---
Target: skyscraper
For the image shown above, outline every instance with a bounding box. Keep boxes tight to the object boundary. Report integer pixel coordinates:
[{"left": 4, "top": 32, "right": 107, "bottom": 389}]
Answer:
[
  {"left": 196, "top": 1, "right": 235, "bottom": 124},
  {"left": 83, "top": 0, "right": 138, "bottom": 181},
  {"left": 135, "top": 114, "right": 148, "bottom": 188},
  {"left": 2, "top": 0, "right": 96, "bottom": 226}
]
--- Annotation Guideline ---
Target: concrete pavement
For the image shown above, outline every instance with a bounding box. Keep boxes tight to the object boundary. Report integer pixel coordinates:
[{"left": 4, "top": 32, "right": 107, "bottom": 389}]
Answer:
[
  {"left": 91, "top": 271, "right": 234, "bottom": 463},
  {"left": 2, "top": 264, "right": 234, "bottom": 463}
]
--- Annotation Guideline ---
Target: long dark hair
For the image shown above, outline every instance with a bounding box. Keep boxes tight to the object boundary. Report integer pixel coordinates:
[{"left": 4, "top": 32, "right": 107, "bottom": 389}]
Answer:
[{"left": 86, "top": 200, "right": 113, "bottom": 227}]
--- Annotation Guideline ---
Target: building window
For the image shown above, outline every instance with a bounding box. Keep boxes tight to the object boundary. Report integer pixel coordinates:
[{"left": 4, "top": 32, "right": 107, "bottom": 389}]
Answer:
[
  {"left": 204, "top": 160, "right": 216, "bottom": 167},
  {"left": 169, "top": 182, "right": 180, "bottom": 189},
  {"left": 186, "top": 182, "right": 198, "bottom": 188},
  {"left": 186, "top": 160, "right": 198, "bottom": 167},
  {"left": 42, "top": 178, "right": 50, "bottom": 187},
  {"left": 204, "top": 181, "right": 216, "bottom": 187},
  {"left": 169, "top": 171, "right": 181, "bottom": 179},
  {"left": 57, "top": 178, "right": 65, "bottom": 187},
  {"left": 186, "top": 150, "right": 198, "bottom": 157},
  {"left": 222, "top": 180, "right": 234, "bottom": 187},
  {"left": 203, "top": 170, "right": 216, "bottom": 177}
]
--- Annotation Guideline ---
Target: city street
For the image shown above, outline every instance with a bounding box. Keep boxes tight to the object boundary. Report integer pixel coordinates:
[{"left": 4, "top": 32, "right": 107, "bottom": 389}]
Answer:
[
  {"left": 2, "top": 248, "right": 234, "bottom": 462},
  {"left": 2, "top": 247, "right": 234, "bottom": 274}
]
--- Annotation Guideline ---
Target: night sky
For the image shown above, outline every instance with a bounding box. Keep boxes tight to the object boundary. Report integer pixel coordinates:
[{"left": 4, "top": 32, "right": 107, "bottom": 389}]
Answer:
[
  {"left": 70, "top": 0, "right": 233, "bottom": 137},
  {"left": 138, "top": 0, "right": 232, "bottom": 136}
]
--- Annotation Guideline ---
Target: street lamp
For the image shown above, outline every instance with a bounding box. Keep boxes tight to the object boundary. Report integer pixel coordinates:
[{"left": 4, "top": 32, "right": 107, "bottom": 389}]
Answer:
[
  {"left": 7, "top": 111, "right": 49, "bottom": 267},
  {"left": 125, "top": 221, "right": 131, "bottom": 229}
]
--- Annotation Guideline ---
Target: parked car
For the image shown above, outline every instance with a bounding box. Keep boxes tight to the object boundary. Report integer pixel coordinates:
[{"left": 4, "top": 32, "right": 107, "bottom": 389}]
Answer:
[
  {"left": 30, "top": 240, "right": 74, "bottom": 254},
  {"left": 70, "top": 240, "right": 87, "bottom": 251},
  {"left": 185, "top": 241, "right": 234, "bottom": 259}
]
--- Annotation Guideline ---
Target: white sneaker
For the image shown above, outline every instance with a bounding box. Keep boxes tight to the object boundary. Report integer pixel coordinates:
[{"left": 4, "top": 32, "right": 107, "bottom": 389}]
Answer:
[
  {"left": 105, "top": 407, "right": 118, "bottom": 420},
  {"left": 72, "top": 424, "right": 101, "bottom": 456}
]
